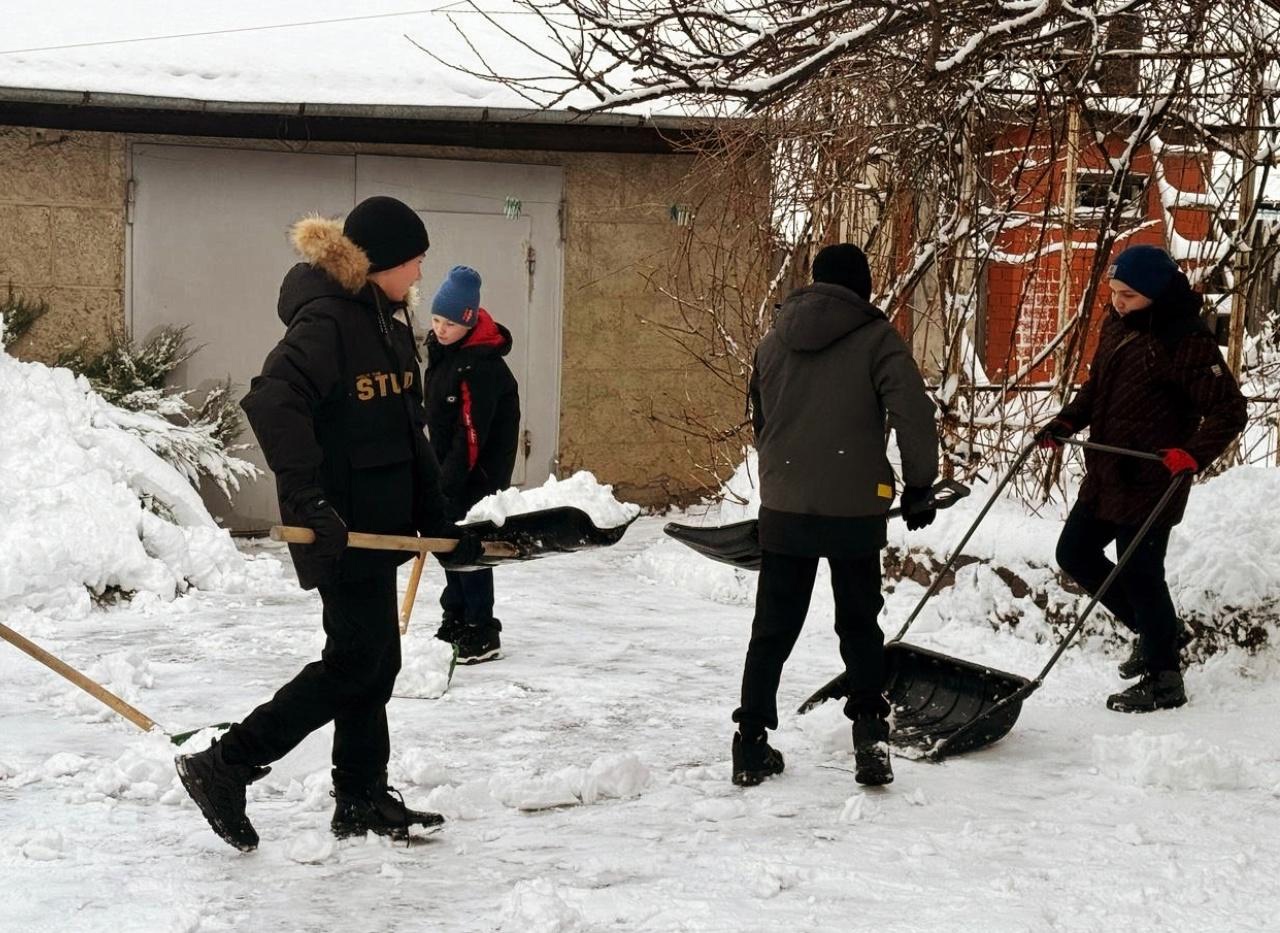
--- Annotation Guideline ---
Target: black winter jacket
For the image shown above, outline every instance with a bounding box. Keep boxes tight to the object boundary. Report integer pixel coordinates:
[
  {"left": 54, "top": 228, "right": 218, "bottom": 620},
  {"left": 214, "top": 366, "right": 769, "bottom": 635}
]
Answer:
[
  {"left": 750, "top": 283, "right": 939, "bottom": 556},
  {"left": 424, "top": 309, "right": 521, "bottom": 517},
  {"left": 1058, "top": 272, "right": 1246, "bottom": 527},
  {"left": 240, "top": 216, "right": 448, "bottom": 589}
]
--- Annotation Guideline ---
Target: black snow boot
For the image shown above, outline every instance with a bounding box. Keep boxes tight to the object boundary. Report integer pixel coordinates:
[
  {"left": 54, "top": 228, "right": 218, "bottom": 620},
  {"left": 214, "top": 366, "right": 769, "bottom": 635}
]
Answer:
[
  {"left": 174, "top": 739, "right": 271, "bottom": 852},
  {"left": 1119, "top": 628, "right": 1191, "bottom": 679},
  {"left": 331, "top": 774, "right": 444, "bottom": 842},
  {"left": 435, "top": 613, "right": 464, "bottom": 645},
  {"left": 731, "top": 730, "right": 785, "bottom": 787},
  {"left": 1117, "top": 640, "right": 1145, "bottom": 680},
  {"left": 1106, "top": 670, "right": 1187, "bottom": 713},
  {"left": 454, "top": 621, "right": 501, "bottom": 664},
  {"left": 852, "top": 715, "right": 894, "bottom": 786}
]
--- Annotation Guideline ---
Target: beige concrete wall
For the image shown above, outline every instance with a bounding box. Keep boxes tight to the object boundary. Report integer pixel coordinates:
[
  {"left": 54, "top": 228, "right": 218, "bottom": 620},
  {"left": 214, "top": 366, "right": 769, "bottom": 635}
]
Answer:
[
  {"left": 0, "top": 127, "right": 127, "bottom": 360},
  {"left": 0, "top": 124, "right": 749, "bottom": 505}
]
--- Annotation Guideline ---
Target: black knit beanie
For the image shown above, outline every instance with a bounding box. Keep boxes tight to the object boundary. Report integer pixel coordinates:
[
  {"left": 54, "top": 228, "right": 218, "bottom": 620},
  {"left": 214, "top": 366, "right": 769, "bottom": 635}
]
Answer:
[
  {"left": 343, "top": 196, "right": 430, "bottom": 273},
  {"left": 812, "top": 243, "right": 872, "bottom": 300}
]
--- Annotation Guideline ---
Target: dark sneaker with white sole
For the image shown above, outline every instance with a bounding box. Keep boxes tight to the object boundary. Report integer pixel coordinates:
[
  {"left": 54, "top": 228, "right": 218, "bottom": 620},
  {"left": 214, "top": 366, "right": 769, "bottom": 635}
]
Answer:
[{"left": 454, "top": 623, "right": 501, "bottom": 664}]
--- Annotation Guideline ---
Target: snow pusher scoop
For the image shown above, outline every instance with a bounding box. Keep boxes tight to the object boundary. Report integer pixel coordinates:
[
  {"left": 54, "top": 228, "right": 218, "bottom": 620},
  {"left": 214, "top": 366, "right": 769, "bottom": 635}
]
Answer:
[
  {"left": 662, "top": 479, "right": 971, "bottom": 571},
  {"left": 797, "top": 439, "right": 1191, "bottom": 760}
]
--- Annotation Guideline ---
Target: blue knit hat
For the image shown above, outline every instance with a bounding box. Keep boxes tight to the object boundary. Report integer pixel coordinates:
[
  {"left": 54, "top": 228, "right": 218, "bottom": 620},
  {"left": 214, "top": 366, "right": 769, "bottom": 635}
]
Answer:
[
  {"left": 431, "top": 265, "right": 482, "bottom": 327},
  {"left": 1108, "top": 245, "right": 1180, "bottom": 301}
]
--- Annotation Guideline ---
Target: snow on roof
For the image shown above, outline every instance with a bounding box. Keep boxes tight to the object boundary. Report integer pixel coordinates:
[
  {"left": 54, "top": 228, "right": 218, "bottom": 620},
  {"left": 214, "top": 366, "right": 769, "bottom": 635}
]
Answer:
[{"left": 0, "top": 1, "right": 606, "bottom": 114}]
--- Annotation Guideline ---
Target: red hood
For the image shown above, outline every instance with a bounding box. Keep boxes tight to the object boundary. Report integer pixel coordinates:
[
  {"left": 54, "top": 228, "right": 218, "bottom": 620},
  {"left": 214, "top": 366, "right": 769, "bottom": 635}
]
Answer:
[{"left": 462, "top": 308, "right": 507, "bottom": 349}]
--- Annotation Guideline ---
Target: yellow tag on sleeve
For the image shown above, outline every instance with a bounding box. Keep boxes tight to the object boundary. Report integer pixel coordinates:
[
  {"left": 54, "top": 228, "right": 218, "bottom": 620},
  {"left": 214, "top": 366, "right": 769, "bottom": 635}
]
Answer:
[{"left": 877, "top": 483, "right": 893, "bottom": 499}]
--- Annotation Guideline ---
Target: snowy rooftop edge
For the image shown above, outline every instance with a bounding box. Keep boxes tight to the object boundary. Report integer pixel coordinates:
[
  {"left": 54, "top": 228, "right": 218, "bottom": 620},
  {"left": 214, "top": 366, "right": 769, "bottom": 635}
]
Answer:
[{"left": 0, "top": 84, "right": 716, "bottom": 130}]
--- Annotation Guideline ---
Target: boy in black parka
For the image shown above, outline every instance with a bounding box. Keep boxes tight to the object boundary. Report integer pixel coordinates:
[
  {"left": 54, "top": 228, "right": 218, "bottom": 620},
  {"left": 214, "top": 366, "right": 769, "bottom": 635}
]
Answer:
[
  {"left": 175, "top": 197, "right": 482, "bottom": 852},
  {"left": 424, "top": 265, "right": 521, "bottom": 663}
]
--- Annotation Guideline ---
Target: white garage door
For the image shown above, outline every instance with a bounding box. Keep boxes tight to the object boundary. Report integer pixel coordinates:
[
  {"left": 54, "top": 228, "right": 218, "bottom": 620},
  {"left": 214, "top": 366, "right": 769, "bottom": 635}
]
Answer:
[{"left": 129, "top": 144, "right": 563, "bottom": 532}]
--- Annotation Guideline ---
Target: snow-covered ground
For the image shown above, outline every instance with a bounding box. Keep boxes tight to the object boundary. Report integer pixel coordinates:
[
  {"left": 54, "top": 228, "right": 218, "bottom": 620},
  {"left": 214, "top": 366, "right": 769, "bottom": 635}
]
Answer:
[{"left": 2, "top": 513, "right": 1279, "bottom": 932}]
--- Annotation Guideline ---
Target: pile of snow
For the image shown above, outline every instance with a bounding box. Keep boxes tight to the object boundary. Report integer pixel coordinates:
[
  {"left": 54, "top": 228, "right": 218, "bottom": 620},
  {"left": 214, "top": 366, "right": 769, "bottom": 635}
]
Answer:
[
  {"left": 1092, "top": 730, "right": 1273, "bottom": 791},
  {"left": 394, "top": 637, "right": 456, "bottom": 699},
  {"left": 487, "top": 753, "right": 651, "bottom": 812},
  {"left": 0, "top": 347, "right": 247, "bottom": 611},
  {"left": 464, "top": 471, "right": 641, "bottom": 530}
]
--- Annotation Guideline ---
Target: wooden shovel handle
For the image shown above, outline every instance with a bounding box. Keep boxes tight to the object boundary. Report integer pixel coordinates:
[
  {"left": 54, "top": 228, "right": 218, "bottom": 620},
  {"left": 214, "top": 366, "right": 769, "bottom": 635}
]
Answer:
[
  {"left": 270, "top": 525, "right": 518, "bottom": 558},
  {"left": 399, "top": 554, "right": 426, "bottom": 635},
  {"left": 0, "top": 621, "right": 158, "bottom": 734}
]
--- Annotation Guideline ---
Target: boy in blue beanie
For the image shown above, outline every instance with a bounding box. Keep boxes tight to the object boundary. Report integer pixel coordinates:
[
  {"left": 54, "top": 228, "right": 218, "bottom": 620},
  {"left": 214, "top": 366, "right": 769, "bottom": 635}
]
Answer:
[
  {"left": 1036, "top": 244, "right": 1245, "bottom": 712},
  {"left": 424, "top": 266, "right": 522, "bottom": 662}
]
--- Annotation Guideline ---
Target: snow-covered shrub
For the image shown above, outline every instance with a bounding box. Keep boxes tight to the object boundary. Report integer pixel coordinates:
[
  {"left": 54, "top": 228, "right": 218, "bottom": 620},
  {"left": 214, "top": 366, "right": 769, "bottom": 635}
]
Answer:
[{"left": 54, "top": 325, "right": 256, "bottom": 498}]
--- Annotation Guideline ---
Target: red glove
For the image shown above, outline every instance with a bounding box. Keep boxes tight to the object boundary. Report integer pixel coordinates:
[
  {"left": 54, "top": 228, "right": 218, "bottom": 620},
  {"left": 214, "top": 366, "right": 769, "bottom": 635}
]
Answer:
[
  {"left": 1035, "top": 417, "right": 1074, "bottom": 450},
  {"left": 1160, "top": 448, "right": 1198, "bottom": 476}
]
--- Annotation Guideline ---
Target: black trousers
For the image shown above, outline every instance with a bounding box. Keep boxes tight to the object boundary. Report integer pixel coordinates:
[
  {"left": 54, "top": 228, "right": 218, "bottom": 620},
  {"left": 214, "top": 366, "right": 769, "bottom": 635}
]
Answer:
[
  {"left": 219, "top": 570, "right": 401, "bottom": 790},
  {"left": 1055, "top": 501, "right": 1181, "bottom": 673},
  {"left": 440, "top": 567, "right": 497, "bottom": 627},
  {"left": 734, "top": 550, "right": 888, "bottom": 734}
]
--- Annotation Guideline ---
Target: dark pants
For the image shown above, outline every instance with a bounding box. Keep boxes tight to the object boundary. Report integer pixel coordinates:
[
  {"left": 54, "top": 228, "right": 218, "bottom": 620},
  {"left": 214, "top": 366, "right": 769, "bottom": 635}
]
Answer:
[
  {"left": 440, "top": 568, "right": 497, "bottom": 627},
  {"left": 219, "top": 571, "right": 401, "bottom": 790},
  {"left": 734, "top": 550, "right": 888, "bottom": 734},
  {"left": 1055, "top": 501, "right": 1181, "bottom": 673}
]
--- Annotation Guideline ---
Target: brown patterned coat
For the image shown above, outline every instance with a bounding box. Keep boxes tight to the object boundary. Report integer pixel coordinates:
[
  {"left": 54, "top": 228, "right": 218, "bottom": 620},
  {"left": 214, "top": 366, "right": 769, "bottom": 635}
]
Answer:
[{"left": 1057, "top": 273, "right": 1247, "bottom": 527}]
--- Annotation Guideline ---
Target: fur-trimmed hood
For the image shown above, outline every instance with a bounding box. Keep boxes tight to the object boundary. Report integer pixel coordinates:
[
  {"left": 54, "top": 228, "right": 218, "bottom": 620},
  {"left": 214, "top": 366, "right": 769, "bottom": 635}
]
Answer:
[{"left": 277, "top": 215, "right": 421, "bottom": 327}]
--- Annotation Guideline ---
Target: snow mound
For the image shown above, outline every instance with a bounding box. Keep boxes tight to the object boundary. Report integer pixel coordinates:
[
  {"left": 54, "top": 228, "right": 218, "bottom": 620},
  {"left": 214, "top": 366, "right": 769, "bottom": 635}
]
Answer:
[
  {"left": 500, "top": 878, "right": 585, "bottom": 933},
  {"left": 488, "top": 753, "right": 651, "bottom": 812},
  {"left": 1092, "top": 730, "right": 1270, "bottom": 791},
  {"left": 0, "top": 348, "right": 247, "bottom": 611},
  {"left": 463, "top": 471, "right": 641, "bottom": 529},
  {"left": 287, "top": 831, "right": 336, "bottom": 864},
  {"left": 395, "top": 638, "right": 456, "bottom": 699}
]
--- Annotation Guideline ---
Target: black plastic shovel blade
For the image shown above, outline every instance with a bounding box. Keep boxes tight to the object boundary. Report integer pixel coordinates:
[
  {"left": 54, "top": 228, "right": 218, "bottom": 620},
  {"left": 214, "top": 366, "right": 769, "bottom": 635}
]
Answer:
[
  {"left": 663, "top": 480, "right": 970, "bottom": 572},
  {"left": 662, "top": 519, "right": 762, "bottom": 571},
  {"left": 460, "top": 506, "right": 639, "bottom": 564},
  {"left": 797, "top": 642, "right": 1031, "bottom": 760}
]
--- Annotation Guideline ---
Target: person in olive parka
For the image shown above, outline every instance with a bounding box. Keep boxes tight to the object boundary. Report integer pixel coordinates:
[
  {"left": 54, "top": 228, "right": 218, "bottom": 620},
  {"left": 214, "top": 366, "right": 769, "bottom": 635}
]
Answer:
[
  {"left": 734, "top": 243, "right": 939, "bottom": 789},
  {"left": 1037, "top": 244, "right": 1246, "bottom": 713},
  {"left": 175, "top": 196, "right": 483, "bottom": 852},
  {"left": 423, "top": 265, "right": 521, "bottom": 663}
]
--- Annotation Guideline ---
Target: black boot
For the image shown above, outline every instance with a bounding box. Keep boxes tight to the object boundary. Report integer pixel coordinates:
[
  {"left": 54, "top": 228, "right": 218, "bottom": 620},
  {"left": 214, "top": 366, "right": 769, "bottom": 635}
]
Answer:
[
  {"left": 852, "top": 715, "right": 894, "bottom": 786},
  {"left": 1106, "top": 670, "right": 1187, "bottom": 713},
  {"left": 175, "top": 739, "right": 271, "bottom": 852},
  {"left": 731, "top": 730, "right": 784, "bottom": 787},
  {"left": 331, "top": 773, "right": 444, "bottom": 841},
  {"left": 435, "top": 613, "right": 464, "bottom": 645},
  {"left": 454, "top": 620, "right": 501, "bottom": 664},
  {"left": 1117, "top": 640, "right": 1145, "bottom": 680},
  {"left": 1119, "top": 627, "right": 1191, "bottom": 680}
]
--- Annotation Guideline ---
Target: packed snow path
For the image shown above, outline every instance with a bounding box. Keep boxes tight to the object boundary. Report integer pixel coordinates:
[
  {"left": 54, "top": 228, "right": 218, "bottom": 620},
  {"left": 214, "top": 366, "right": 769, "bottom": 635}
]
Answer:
[{"left": 2, "top": 518, "right": 1278, "bottom": 932}]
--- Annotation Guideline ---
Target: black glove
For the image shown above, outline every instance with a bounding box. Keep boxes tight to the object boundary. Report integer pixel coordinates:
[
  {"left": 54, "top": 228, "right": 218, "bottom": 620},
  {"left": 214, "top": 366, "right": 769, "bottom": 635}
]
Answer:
[
  {"left": 899, "top": 485, "right": 937, "bottom": 531},
  {"left": 436, "top": 531, "right": 485, "bottom": 569},
  {"left": 1034, "top": 416, "right": 1075, "bottom": 451},
  {"left": 286, "top": 487, "right": 347, "bottom": 564}
]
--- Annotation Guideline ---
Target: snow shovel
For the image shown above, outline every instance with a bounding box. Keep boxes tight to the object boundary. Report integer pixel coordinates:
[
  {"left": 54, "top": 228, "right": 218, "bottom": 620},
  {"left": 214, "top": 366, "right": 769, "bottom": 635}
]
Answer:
[
  {"left": 0, "top": 621, "right": 226, "bottom": 746},
  {"left": 662, "top": 479, "right": 972, "bottom": 571},
  {"left": 798, "top": 439, "right": 1190, "bottom": 760},
  {"left": 273, "top": 508, "right": 639, "bottom": 568}
]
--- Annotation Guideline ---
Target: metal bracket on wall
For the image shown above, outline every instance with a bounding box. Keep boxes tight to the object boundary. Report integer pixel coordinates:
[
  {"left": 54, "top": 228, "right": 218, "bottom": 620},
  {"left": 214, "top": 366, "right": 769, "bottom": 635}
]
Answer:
[{"left": 125, "top": 177, "right": 137, "bottom": 226}]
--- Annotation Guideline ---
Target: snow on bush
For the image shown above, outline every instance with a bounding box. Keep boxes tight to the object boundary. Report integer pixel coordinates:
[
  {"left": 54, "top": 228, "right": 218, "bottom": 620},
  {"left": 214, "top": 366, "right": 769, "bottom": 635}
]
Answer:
[
  {"left": 464, "top": 470, "right": 641, "bottom": 529},
  {"left": 0, "top": 347, "right": 247, "bottom": 611}
]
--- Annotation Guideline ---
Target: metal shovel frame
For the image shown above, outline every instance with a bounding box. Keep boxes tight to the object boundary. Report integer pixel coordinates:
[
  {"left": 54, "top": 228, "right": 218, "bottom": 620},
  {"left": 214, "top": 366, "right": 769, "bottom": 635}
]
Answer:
[{"left": 798, "top": 436, "right": 1190, "bottom": 761}]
